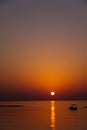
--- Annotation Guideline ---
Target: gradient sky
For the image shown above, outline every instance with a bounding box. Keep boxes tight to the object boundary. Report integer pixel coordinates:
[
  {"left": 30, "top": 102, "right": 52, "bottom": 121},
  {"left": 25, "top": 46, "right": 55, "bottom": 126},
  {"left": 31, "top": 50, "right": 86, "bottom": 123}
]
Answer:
[{"left": 0, "top": 0, "right": 87, "bottom": 100}]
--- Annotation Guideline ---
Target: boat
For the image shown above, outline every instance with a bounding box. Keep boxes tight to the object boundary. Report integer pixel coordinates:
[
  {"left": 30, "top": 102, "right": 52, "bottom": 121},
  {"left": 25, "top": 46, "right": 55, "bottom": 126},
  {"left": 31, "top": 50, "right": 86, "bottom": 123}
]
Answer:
[
  {"left": 83, "top": 106, "right": 87, "bottom": 108},
  {"left": 69, "top": 104, "right": 78, "bottom": 110}
]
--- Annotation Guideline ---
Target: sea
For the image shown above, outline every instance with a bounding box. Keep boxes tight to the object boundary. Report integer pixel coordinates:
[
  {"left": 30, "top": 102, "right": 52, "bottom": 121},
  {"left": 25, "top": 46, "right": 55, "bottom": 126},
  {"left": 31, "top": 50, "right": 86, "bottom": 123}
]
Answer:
[{"left": 0, "top": 100, "right": 87, "bottom": 130}]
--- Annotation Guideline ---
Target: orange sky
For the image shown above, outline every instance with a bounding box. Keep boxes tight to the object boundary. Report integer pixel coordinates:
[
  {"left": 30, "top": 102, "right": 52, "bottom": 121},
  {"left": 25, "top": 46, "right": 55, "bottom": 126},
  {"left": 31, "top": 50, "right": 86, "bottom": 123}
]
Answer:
[{"left": 0, "top": 0, "right": 87, "bottom": 100}]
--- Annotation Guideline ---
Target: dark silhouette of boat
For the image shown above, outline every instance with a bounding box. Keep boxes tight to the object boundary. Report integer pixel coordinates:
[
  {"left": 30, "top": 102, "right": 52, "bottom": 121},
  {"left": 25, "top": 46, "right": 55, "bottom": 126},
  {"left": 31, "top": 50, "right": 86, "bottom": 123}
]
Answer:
[
  {"left": 69, "top": 104, "right": 78, "bottom": 110},
  {"left": 83, "top": 106, "right": 87, "bottom": 108}
]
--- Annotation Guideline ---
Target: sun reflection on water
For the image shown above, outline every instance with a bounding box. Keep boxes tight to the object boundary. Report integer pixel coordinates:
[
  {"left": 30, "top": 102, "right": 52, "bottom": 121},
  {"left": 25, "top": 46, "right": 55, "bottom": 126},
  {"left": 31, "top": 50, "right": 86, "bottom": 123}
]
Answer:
[{"left": 50, "top": 101, "right": 56, "bottom": 130}]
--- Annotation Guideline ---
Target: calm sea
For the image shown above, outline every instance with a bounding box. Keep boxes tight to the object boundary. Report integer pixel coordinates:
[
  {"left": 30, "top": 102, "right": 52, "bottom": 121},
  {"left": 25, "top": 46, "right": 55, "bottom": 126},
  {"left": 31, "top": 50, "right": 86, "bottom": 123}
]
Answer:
[{"left": 0, "top": 100, "right": 87, "bottom": 130}]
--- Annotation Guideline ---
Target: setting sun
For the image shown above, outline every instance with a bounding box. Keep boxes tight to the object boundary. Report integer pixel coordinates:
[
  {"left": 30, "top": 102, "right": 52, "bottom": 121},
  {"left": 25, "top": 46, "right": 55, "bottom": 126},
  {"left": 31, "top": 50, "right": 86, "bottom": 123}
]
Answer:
[{"left": 51, "top": 91, "right": 55, "bottom": 96}]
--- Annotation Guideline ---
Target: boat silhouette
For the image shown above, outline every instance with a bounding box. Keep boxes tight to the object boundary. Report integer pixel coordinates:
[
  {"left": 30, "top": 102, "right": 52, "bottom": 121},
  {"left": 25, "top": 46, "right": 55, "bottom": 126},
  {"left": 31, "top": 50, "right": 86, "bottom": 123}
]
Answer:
[{"left": 69, "top": 104, "right": 78, "bottom": 110}]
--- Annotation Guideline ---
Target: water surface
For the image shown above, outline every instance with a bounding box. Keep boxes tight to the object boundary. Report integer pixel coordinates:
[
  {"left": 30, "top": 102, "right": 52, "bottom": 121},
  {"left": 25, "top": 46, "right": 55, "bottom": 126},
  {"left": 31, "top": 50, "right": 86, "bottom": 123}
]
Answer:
[{"left": 0, "top": 100, "right": 87, "bottom": 130}]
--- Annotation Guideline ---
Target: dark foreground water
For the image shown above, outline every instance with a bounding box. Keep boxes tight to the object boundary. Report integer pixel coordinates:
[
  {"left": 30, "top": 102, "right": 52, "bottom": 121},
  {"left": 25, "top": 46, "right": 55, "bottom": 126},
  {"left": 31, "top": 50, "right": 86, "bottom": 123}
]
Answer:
[{"left": 0, "top": 100, "right": 87, "bottom": 130}]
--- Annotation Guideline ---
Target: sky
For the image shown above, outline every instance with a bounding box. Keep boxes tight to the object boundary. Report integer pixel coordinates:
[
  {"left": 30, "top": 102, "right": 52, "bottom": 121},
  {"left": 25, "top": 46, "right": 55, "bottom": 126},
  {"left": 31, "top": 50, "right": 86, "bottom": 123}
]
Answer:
[{"left": 0, "top": 0, "right": 87, "bottom": 100}]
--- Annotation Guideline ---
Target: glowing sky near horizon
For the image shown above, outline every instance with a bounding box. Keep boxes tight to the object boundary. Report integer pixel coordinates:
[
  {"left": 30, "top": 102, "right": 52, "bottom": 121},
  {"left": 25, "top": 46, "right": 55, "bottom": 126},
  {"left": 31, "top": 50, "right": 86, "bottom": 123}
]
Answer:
[{"left": 0, "top": 0, "right": 87, "bottom": 99}]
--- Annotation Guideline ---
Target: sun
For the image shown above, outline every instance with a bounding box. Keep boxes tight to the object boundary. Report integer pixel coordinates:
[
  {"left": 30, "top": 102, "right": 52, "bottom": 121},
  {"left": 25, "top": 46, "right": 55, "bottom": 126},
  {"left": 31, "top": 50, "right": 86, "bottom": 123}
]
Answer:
[{"left": 51, "top": 91, "right": 55, "bottom": 96}]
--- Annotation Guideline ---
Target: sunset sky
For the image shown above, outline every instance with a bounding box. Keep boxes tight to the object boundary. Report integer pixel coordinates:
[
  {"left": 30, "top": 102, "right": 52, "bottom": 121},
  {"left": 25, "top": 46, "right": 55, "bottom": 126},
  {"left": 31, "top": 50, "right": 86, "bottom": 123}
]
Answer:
[{"left": 0, "top": 0, "right": 87, "bottom": 100}]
